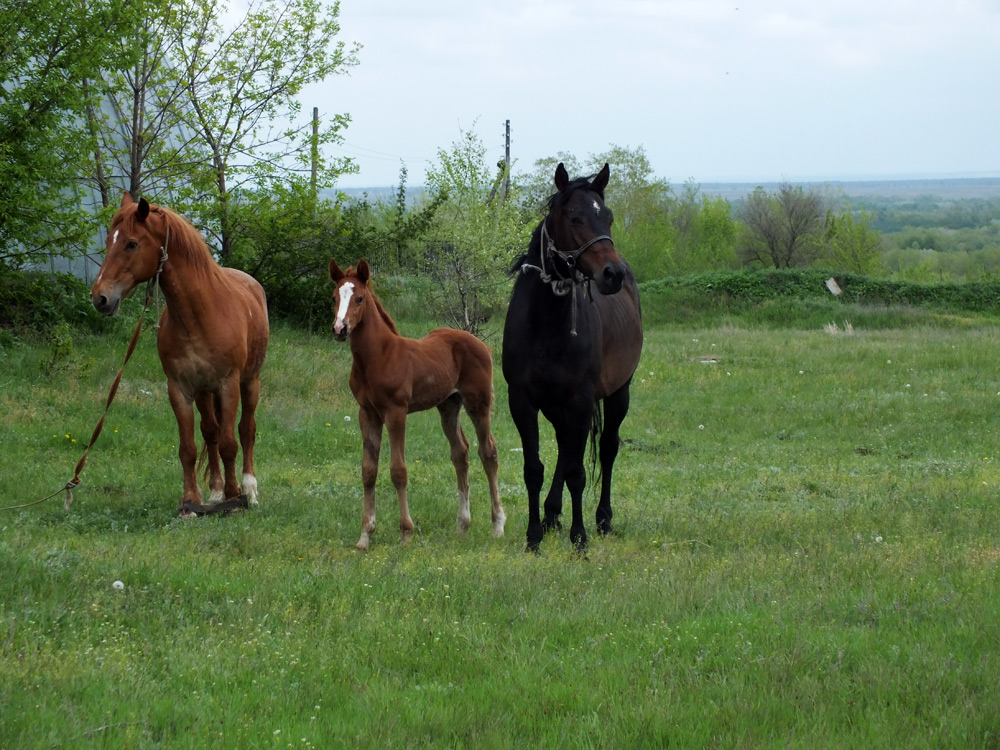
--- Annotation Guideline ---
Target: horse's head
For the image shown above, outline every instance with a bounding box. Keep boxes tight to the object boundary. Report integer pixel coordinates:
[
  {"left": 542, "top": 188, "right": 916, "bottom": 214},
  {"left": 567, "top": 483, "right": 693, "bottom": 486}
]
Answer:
[
  {"left": 329, "top": 258, "right": 372, "bottom": 342},
  {"left": 92, "top": 192, "right": 166, "bottom": 316},
  {"left": 546, "top": 162, "right": 626, "bottom": 295}
]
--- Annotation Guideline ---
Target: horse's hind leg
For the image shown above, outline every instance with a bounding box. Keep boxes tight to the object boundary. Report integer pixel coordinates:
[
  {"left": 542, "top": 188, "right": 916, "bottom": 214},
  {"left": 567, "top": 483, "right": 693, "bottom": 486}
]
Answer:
[
  {"left": 195, "top": 392, "right": 224, "bottom": 503},
  {"left": 597, "top": 381, "right": 632, "bottom": 535},
  {"left": 239, "top": 377, "right": 261, "bottom": 506},
  {"left": 543, "top": 463, "right": 565, "bottom": 533},
  {"left": 464, "top": 396, "right": 505, "bottom": 537},
  {"left": 212, "top": 377, "right": 243, "bottom": 501},
  {"left": 438, "top": 394, "right": 472, "bottom": 535},
  {"left": 384, "top": 408, "right": 415, "bottom": 544}
]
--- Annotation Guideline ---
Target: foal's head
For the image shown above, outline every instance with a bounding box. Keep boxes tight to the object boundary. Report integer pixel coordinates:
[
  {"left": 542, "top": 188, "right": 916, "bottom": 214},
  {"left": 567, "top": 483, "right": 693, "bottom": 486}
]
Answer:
[
  {"left": 546, "top": 162, "right": 627, "bottom": 295},
  {"left": 92, "top": 193, "right": 169, "bottom": 315},
  {"left": 329, "top": 258, "right": 375, "bottom": 342}
]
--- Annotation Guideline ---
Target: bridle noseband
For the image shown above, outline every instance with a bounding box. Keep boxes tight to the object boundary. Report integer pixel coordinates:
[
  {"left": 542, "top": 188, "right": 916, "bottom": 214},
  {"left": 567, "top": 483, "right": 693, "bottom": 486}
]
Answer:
[{"left": 520, "top": 219, "right": 614, "bottom": 336}]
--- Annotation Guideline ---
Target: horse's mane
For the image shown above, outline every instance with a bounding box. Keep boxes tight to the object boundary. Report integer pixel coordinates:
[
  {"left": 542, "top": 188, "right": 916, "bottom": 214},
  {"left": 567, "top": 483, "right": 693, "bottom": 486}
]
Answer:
[
  {"left": 508, "top": 174, "right": 604, "bottom": 276},
  {"left": 112, "top": 201, "right": 217, "bottom": 271}
]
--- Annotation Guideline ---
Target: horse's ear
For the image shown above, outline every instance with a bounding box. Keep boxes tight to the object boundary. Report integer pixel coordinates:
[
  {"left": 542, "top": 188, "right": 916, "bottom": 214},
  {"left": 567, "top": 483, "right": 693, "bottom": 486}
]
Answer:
[
  {"left": 329, "top": 258, "right": 345, "bottom": 282},
  {"left": 593, "top": 163, "right": 611, "bottom": 195},
  {"left": 554, "top": 162, "right": 569, "bottom": 192},
  {"left": 137, "top": 197, "right": 150, "bottom": 221},
  {"left": 356, "top": 259, "right": 370, "bottom": 284},
  {"left": 120, "top": 192, "right": 134, "bottom": 209}
]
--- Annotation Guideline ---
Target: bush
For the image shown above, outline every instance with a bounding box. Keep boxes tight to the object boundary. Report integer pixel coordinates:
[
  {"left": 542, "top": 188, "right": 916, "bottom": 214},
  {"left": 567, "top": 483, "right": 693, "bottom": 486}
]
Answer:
[
  {"left": 0, "top": 263, "right": 117, "bottom": 336},
  {"left": 640, "top": 269, "right": 1000, "bottom": 328}
]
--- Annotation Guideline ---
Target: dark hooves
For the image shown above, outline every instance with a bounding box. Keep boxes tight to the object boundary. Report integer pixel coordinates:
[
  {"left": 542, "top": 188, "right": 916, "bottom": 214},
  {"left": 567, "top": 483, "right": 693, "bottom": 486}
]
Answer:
[
  {"left": 541, "top": 516, "right": 562, "bottom": 533},
  {"left": 178, "top": 495, "right": 249, "bottom": 517}
]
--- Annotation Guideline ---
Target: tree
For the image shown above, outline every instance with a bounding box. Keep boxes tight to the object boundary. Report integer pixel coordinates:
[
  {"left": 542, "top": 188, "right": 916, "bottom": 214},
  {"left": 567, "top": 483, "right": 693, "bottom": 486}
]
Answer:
[
  {"left": 823, "top": 207, "right": 884, "bottom": 275},
  {"left": 424, "top": 126, "right": 529, "bottom": 336},
  {"left": 0, "top": 0, "right": 138, "bottom": 264},
  {"left": 169, "top": 0, "right": 360, "bottom": 260},
  {"left": 737, "top": 183, "right": 825, "bottom": 268}
]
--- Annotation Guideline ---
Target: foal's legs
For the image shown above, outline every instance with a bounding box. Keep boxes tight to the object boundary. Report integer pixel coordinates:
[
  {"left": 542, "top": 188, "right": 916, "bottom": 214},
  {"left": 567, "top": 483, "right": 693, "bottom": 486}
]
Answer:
[
  {"left": 596, "top": 381, "right": 632, "bottom": 535},
  {"left": 356, "top": 405, "right": 383, "bottom": 551},
  {"left": 384, "top": 407, "right": 415, "bottom": 543},
  {"left": 195, "top": 392, "right": 224, "bottom": 502},
  {"left": 438, "top": 394, "right": 472, "bottom": 534},
  {"left": 239, "top": 376, "right": 261, "bottom": 506},
  {"left": 463, "top": 394, "right": 506, "bottom": 537}
]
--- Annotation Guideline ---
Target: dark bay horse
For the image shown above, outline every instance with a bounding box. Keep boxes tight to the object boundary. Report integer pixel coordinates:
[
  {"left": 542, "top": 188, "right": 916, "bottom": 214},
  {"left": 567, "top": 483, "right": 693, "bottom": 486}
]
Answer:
[
  {"left": 329, "top": 258, "right": 506, "bottom": 550},
  {"left": 502, "top": 163, "right": 643, "bottom": 551},
  {"left": 92, "top": 193, "right": 269, "bottom": 515}
]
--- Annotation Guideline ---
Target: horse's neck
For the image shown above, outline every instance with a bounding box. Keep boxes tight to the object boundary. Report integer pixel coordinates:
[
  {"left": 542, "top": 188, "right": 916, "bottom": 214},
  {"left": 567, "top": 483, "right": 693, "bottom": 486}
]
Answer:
[
  {"left": 349, "top": 298, "right": 399, "bottom": 361},
  {"left": 156, "top": 232, "right": 223, "bottom": 325}
]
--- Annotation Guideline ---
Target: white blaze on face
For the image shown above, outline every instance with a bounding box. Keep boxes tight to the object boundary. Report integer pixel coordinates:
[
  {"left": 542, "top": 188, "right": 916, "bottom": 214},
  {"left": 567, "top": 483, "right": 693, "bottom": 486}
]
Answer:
[
  {"left": 112, "top": 229, "right": 119, "bottom": 245},
  {"left": 334, "top": 281, "right": 355, "bottom": 334},
  {"left": 592, "top": 199, "right": 601, "bottom": 215}
]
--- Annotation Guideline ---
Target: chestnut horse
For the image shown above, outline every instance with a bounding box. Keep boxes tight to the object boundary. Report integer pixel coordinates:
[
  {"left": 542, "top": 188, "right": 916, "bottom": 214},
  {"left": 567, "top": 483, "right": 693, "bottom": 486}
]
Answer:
[
  {"left": 503, "top": 163, "right": 643, "bottom": 551},
  {"left": 329, "top": 259, "right": 505, "bottom": 550},
  {"left": 92, "top": 193, "right": 269, "bottom": 515}
]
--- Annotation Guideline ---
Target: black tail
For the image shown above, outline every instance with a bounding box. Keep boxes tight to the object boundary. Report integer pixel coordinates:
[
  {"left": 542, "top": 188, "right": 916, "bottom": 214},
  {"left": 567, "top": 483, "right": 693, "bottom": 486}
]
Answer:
[{"left": 589, "top": 400, "right": 603, "bottom": 494}]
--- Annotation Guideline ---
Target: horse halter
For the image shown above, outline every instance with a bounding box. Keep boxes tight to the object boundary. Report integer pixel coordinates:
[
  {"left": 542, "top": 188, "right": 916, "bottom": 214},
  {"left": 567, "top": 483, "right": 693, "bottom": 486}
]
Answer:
[{"left": 520, "top": 219, "right": 614, "bottom": 336}]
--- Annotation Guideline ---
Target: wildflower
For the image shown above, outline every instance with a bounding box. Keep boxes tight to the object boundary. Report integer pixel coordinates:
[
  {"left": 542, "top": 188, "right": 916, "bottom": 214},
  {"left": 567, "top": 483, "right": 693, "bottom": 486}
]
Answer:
[{"left": 112, "top": 580, "right": 124, "bottom": 590}]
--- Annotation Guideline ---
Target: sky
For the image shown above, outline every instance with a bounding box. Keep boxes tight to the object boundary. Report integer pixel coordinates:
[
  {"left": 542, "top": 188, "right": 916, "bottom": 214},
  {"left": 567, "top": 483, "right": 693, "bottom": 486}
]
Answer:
[{"left": 295, "top": 0, "right": 1000, "bottom": 189}]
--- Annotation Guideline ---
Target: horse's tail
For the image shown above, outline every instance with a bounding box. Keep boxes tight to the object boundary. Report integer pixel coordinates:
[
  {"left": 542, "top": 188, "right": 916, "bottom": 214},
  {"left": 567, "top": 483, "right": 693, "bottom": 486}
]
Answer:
[{"left": 589, "top": 400, "right": 603, "bottom": 491}]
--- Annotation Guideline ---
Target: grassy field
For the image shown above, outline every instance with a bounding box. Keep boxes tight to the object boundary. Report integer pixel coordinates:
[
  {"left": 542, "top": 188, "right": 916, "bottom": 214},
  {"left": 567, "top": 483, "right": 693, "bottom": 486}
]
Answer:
[{"left": 3, "top": 305, "right": 1000, "bottom": 747}]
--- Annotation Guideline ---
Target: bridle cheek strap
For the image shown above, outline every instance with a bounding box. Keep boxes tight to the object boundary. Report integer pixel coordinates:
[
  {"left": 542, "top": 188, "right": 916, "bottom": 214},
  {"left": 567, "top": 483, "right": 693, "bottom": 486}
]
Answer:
[{"left": 520, "top": 221, "right": 612, "bottom": 336}]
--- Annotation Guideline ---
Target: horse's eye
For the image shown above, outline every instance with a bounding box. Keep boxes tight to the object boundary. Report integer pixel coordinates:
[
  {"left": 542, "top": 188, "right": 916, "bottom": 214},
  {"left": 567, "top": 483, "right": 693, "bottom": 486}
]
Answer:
[
  {"left": 125, "top": 241, "right": 139, "bottom": 251},
  {"left": 356, "top": 295, "right": 364, "bottom": 303}
]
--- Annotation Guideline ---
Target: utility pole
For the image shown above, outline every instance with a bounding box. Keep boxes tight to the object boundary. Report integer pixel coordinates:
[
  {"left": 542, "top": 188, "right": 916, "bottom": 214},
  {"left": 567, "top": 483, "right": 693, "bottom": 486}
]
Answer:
[
  {"left": 311, "top": 107, "right": 319, "bottom": 200},
  {"left": 502, "top": 119, "right": 511, "bottom": 202}
]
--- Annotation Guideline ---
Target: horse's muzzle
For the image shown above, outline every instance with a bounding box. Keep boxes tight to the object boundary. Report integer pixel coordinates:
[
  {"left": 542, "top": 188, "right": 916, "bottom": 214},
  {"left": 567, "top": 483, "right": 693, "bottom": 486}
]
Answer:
[
  {"left": 596, "top": 262, "right": 626, "bottom": 295},
  {"left": 92, "top": 291, "right": 121, "bottom": 316}
]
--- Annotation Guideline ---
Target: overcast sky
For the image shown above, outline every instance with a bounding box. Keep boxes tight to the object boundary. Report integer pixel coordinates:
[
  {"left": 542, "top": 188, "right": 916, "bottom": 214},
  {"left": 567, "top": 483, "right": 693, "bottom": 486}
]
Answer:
[{"left": 297, "top": 0, "right": 1000, "bottom": 188}]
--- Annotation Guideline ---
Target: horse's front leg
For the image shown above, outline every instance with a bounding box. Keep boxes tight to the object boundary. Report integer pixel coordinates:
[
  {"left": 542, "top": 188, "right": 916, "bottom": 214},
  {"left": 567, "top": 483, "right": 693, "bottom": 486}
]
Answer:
[
  {"left": 509, "top": 387, "right": 543, "bottom": 552},
  {"left": 384, "top": 407, "right": 414, "bottom": 543},
  {"left": 356, "top": 405, "right": 383, "bottom": 551},
  {"left": 597, "top": 382, "right": 632, "bottom": 535},
  {"left": 167, "top": 381, "right": 201, "bottom": 514}
]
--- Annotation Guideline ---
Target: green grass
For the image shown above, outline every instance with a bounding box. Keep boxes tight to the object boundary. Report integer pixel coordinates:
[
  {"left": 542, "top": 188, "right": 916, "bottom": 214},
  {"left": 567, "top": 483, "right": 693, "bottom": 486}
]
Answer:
[{"left": 3, "top": 312, "right": 1000, "bottom": 747}]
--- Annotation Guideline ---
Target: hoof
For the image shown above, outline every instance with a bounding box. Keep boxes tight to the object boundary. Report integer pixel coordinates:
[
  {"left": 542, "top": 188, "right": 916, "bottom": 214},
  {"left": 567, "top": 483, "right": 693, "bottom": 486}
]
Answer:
[{"left": 541, "top": 516, "right": 562, "bottom": 534}]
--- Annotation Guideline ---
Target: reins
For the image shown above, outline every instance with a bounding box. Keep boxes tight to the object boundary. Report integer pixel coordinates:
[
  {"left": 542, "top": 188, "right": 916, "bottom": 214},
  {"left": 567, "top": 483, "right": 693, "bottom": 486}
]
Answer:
[
  {"left": 1, "top": 228, "right": 169, "bottom": 512},
  {"left": 520, "top": 220, "right": 612, "bottom": 336}
]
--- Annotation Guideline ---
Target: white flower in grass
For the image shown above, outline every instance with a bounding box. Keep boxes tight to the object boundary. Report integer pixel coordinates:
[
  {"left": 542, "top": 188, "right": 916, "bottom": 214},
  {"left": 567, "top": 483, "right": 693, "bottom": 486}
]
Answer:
[{"left": 112, "top": 580, "right": 124, "bottom": 590}]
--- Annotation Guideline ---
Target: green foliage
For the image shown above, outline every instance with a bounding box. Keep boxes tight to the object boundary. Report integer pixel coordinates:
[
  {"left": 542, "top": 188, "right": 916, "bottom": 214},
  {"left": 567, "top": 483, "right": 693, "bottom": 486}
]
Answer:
[
  {"left": 0, "top": 0, "right": 138, "bottom": 263},
  {"left": 423, "top": 126, "right": 529, "bottom": 335},
  {"left": 822, "top": 207, "right": 884, "bottom": 275},
  {"left": 641, "top": 268, "right": 1000, "bottom": 327},
  {"left": 0, "top": 262, "right": 116, "bottom": 335},
  {"left": 228, "top": 175, "right": 443, "bottom": 330}
]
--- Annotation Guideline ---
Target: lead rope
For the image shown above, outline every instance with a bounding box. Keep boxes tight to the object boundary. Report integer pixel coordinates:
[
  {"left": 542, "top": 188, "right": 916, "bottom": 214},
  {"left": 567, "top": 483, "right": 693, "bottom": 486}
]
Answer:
[{"left": 1, "top": 229, "right": 169, "bottom": 512}]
